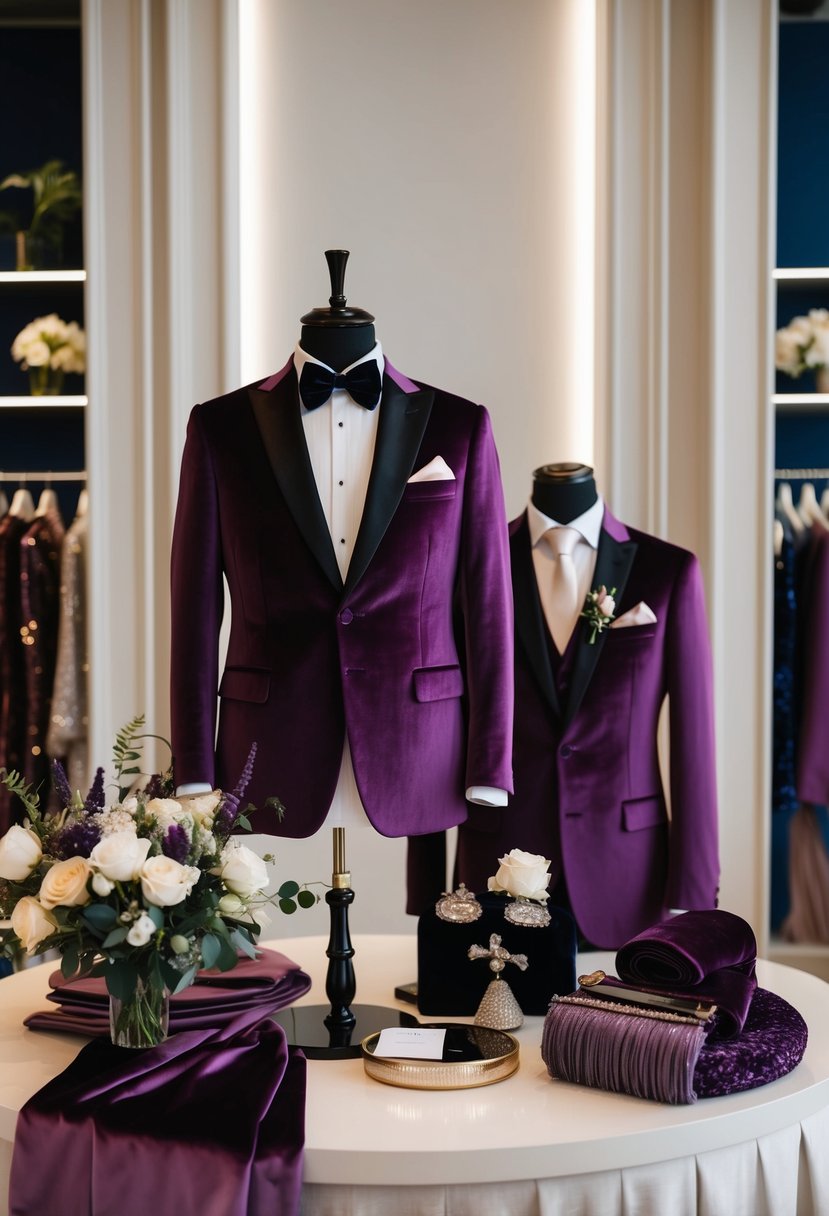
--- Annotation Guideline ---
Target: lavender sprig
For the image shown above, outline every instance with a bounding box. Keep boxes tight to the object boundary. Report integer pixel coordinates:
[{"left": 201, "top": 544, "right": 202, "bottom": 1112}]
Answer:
[
  {"left": 231, "top": 743, "right": 258, "bottom": 802},
  {"left": 51, "top": 759, "right": 73, "bottom": 809},
  {"left": 54, "top": 819, "right": 101, "bottom": 859},
  {"left": 84, "top": 767, "right": 106, "bottom": 814},
  {"left": 213, "top": 743, "right": 258, "bottom": 838},
  {"left": 162, "top": 823, "right": 190, "bottom": 864}
]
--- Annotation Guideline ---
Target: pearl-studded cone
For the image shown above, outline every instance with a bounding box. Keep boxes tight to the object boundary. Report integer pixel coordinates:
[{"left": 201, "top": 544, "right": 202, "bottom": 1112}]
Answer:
[{"left": 474, "top": 976, "right": 524, "bottom": 1030}]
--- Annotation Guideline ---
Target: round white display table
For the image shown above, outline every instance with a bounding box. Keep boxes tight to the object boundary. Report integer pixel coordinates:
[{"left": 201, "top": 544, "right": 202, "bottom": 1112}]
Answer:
[{"left": 1, "top": 935, "right": 828, "bottom": 1216}]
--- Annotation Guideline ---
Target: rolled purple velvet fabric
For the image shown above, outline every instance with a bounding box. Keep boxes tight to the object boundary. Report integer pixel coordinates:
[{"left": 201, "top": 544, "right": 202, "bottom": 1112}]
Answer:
[
  {"left": 11, "top": 1004, "right": 307, "bottom": 1216},
  {"left": 615, "top": 909, "right": 757, "bottom": 1038}
]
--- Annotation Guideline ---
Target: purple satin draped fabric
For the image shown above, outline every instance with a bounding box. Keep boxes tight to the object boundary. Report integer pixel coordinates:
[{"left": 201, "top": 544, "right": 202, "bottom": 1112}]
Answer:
[
  {"left": 12, "top": 952, "right": 312, "bottom": 1216},
  {"left": 615, "top": 909, "right": 757, "bottom": 1038}
]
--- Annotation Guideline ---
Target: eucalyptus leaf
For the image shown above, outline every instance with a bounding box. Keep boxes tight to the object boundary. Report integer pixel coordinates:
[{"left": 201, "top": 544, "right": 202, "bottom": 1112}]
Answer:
[
  {"left": 102, "top": 926, "right": 129, "bottom": 949},
  {"left": 104, "top": 960, "right": 139, "bottom": 1003},
  {"left": 172, "top": 964, "right": 198, "bottom": 994},
  {"left": 279, "top": 897, "right": 297, "bottom": 915},
  {"left": 230, "top": 929, "right": 257, "bottom": 960},
  {"left": 201, "top": 932, "right": 221, "bottom": 969},
  {"left": 278, "top": 880, "right": 299, "bottom": 899},
  {"left": 146, "top": 905, "right": 164, "bottom": 930},
  {"left": 61, "top": 947, "right": 78, "bottom": 979},
  {"left": 216, "top": 937, "right": 239, "bottom": 971},
  {"left": 297, "top": 889, "right": 317, "bottom": 909},
  {"left": 82, "top": 904, "right": 118, "bottom": 931}
]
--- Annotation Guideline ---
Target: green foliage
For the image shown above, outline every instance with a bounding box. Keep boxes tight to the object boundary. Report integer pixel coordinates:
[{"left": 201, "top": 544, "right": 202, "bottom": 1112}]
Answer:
[
  {"left": 0, "top": 768, "right": 41, "bottom": 823},
  {"left": 112, "top": 713, "right": 146, "bottom": 799},
  {"left": 0, "top": 160, "right": 82, "bottom": 246}
]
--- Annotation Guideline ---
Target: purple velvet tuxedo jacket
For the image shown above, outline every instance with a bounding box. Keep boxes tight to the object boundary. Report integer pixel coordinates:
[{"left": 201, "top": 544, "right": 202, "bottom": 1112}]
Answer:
[
  {"left": 456, "top": 507, "right": 720, "bottom": 949},
  {"left": 170, "top": 357, "right": 514, "bottom": 839}
]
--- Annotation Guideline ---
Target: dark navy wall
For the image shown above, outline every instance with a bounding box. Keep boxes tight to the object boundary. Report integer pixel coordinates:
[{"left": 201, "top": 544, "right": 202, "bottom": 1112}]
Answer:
[{"left": 777, "top": 22, "right": 829, "bottom": 268}]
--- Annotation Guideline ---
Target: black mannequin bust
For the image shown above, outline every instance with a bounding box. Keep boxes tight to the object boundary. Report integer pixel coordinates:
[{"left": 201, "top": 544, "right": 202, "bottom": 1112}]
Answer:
[
  {"left": 300, "top": 249, "right": 376, "bottom": 371},
  {"left": 532, "top": 462, "right": 598, "bottom": 523}
]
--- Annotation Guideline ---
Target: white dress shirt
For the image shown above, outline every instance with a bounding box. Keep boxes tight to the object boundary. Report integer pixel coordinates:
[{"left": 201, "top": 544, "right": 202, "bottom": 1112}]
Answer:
[{"left": 528, "top": 495, "right": 605, "bottom": 652}]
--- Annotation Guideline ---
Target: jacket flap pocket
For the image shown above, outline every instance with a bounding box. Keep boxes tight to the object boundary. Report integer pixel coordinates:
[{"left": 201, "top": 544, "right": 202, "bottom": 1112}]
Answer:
[
  {"left": 622, "top": 796, "right": 666, "bottom": 832},
  {"left": 413, "top": 664, "right": 465, "bottom": 702},
  {"left": 219, "top": 666, "right": 270, "bottom": 704},
  {"left": 608, "top": 624, "right": 656, "bottom": 642}
]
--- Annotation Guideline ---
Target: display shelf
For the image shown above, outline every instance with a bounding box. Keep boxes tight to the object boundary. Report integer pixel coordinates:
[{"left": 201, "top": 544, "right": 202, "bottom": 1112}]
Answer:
[
  {"left": 774, "top": 268, "right": 829, "bottom": 284},
  {"left": 773, "top": 393, "right": 829, "bottom": 409},
  {"left": 0, "top": 395, "right": 86, "bottom": 408},
  {"left": 0, "top": 270, "right": 85, "bottom": 284}
]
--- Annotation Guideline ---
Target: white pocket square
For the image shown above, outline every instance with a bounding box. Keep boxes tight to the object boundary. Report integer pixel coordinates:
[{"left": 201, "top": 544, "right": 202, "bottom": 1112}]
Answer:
[
  {"left": 611, "top": 601, "right": 657, "bottom": 628},
  {"left": 407, "top": 455, "right": 455, "bottom": 483}
]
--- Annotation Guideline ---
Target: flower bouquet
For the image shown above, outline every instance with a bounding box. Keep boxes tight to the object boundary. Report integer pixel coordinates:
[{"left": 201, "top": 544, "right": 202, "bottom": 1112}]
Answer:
[
  {"left": 775, "top": 308, "right": 829, "bottom": 389},
  {"left": 0, "top": 717, "right": 314, "bottom": 1047},
  {"left": 11, "top": 313, "right": 85, "bottom": 396}
]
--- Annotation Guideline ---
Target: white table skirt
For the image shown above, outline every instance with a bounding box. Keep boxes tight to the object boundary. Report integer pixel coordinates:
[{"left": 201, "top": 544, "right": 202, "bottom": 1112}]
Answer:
[{"left": 301, "top": 1104, "right": 829, "bottom": 1216}]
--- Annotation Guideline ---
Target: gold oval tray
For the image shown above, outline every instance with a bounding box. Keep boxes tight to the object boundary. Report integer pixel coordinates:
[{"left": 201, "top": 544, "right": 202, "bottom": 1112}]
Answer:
[{"left": 361, "top": 1023, "right": 519, "bottom": 1090}]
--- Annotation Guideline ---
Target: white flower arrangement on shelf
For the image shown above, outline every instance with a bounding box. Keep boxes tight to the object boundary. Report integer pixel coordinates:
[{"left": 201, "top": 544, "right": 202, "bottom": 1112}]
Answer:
[
  {"left": 10, "top": 313, "right": 86, "bottom": 395},
  {"left": 775, "top": 308, "right": 829, "bottom": 382}
]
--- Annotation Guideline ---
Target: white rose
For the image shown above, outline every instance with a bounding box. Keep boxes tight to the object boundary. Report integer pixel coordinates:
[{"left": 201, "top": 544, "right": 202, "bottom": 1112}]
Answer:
[
  {"left": 126, "top": 913, "right": 157, "bottom": 947},
  {"left": 38, "top": 857, "right": 93, "bottom": 909},
  {"left": 185, "top": 791, "right": 222, "bottom": 828},
  {"left": 21, "top": 338, "right": 50, "bottom": 368},
  {"left": 0, "top": 824, "right": 43, "bottom": 881},
  {"left": 89, "top": 831, "right": 152, "bottom": 882},
  {"left": 11, "top": 896, "right": 59, "bottom": 956},
  {"left": 140, "top": 856, "right": 200, "bottom": 907},
  {"left": 213, "top": 844, "right": 269, "bottom": 898},
  {"left": 487, "top": 848, "right": 552, "bottom": 902},
  {"left": 805, "top": 320, "right": 829, "bottom": 369},
  {"left": 146, "top": 798, "right": 194, "bottom": 837},
  {"left": 218, "top": 892, "right": 245, "bottom": 916}
]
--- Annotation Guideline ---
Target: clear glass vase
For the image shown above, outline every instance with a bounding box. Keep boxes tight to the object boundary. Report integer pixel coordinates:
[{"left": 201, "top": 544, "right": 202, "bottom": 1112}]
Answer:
[
  {"left": 28, "top": 366, "right": 65, "bottom": 397},
  {"left": 109, "top": 977, "right": 170, "bottom": 1048}
]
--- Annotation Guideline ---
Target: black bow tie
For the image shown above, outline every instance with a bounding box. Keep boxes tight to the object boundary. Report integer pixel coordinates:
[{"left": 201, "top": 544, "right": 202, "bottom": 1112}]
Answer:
[{"left": 298, "top": 359, "right": 382, "bottom": 411}]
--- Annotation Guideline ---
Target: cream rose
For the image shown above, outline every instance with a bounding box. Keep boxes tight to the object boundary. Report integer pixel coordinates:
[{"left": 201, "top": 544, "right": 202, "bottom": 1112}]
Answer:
[
  {"left": 38, "top": 857, "right": 93, "bottom": 909},
  {"left": 11, "top": 896, "right": 59, "bottom": 955},
  {"left": 0, "top": 824, "right": 43, "bottom": 881},
  {"left": 140, "top": 856, "right": 200, "bottom": 907},
  {"left": 183, "top": 791, "right": 222, "bottom": 828},
  {"left": 596, "top": 588, "right": 616, "bottom": 618},
  {"left": 213, "top": 844, "right": 268, "bottom": 898},
  {"left": 487, "top": 848, "right": 551, "bottom": 902},
  {"left": 89, "top": 831, "right": 152, "bottom": 882}
]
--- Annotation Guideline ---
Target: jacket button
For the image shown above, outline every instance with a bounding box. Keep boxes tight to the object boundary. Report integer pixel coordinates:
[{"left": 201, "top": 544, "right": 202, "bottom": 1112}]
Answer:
[
  {"left": 340, "top": 609, "right": 354, "bottom": 625},
  {"left": 560, "top": 745, "right": 572, "bottom": 759}
]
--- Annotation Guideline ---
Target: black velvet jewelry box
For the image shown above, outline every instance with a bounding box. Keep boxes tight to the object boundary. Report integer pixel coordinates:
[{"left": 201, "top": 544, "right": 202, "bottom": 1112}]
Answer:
[{"left": 416, "top": 893, "right": 577, "bottom": 1017}]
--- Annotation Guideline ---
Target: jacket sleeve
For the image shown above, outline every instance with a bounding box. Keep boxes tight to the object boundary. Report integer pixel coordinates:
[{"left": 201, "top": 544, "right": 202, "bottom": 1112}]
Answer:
[
  {"left": 665, "top": 551, "right": 720, "bottom": 909},
  {"left": 170, "top": 405, "right": 225, "bottom": 786},
  {"left": 457, "top": 405, "right": 514, "bottom": 795}
]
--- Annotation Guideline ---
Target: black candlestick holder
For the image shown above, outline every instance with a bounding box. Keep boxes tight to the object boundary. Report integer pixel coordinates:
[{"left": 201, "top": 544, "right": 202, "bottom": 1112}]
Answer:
[{"left": 272, "top": 827, "right": 416, "bottom": 1058}]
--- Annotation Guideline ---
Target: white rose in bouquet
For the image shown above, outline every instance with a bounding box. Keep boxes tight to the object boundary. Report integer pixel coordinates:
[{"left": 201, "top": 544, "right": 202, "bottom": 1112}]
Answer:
[
  {"left": 140, "top": 856, "right": 201, "bottom": 907},
  {"left": 213, "top": 843, "right": 269, "bottom": 898},
  {"left": 0, "top": 824, "right": 43, "bottom": 881},
  {"left": 90, "top": 831, "right": 152, "bottom": 882},
  {"left": 11, "top": 896, "right": 59, "bottom": 956},
  {"left": 487, "top": 848, "right": 552, "bottom": 902}
]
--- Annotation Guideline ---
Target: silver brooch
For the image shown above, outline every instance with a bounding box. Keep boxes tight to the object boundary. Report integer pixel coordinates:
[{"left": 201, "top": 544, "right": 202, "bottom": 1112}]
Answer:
[{"left": 435, "top": 883, "right": 482, "bottom": 924}]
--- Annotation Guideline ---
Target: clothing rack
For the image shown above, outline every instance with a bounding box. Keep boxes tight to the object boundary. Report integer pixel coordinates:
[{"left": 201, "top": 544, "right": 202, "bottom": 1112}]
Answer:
[
  {"left": 774, "top": 468, "right": 829, "bottom": 479},
  {"left": 0, "top": 471, "right": 87, "bottom": 483}
]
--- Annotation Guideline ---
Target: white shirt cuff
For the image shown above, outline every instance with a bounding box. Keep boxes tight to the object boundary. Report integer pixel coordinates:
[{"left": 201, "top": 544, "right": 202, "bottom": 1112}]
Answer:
[
  {"left": 175, "top": 782, "right": 213, "bottom": 796},
  {"left": 466, "top": 786, "right": 508, "bottom": 807}
]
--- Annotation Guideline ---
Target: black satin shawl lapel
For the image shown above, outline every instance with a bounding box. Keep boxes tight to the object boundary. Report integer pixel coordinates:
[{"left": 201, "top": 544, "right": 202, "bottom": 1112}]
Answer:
[
  {"left": 511, "top": 515, "right": 560, "bottom": 717},
  {"left": 564, "top": 527, "right": 638, "bottom": 728},
  {"left": 248, "top": 369, "right": 343, "bottom": 592},
  {"left": 342, "top": 377, "right": 434, "bottom": 599}
]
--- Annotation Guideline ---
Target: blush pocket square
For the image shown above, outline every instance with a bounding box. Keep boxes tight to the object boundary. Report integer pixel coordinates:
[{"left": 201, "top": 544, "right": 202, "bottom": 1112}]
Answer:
[
  {"left": 407, "top": 455, "right": 455, "bottom": 483},
  {"left": 611, "top": 601, "right": 657, "bottom": 628}
]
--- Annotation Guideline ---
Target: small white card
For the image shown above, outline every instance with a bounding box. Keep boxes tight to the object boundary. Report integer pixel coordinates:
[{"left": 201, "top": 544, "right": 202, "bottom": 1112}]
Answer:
[{"left": 374, "top": 1027, "right": 447, "bottom": 1060}]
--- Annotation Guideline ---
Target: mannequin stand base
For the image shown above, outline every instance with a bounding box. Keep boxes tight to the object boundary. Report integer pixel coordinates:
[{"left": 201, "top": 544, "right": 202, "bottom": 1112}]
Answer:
[{"left": 272, "top": 1003, "right": 418, "bottom": 1059}]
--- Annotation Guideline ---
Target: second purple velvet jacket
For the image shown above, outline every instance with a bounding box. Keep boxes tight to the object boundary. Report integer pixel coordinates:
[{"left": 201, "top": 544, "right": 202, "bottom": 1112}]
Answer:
[
  {"left": 456, "top": 507, "right": 720, "bottom": 948},
  {"left": 170, "top": 357, "right": 514, "bottom": 839}
]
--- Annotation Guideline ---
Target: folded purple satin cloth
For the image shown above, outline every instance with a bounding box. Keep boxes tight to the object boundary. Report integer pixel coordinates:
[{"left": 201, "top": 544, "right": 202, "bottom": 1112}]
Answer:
[
  {"left": 10, "top": 1003, "right": 308, "bottom": 1216},
  {"left": 23, "top": 947, "right": 311, "bottom": 1036},
  {"left": 615, "top": 909, "right": 757, "bottom": 1039}
]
